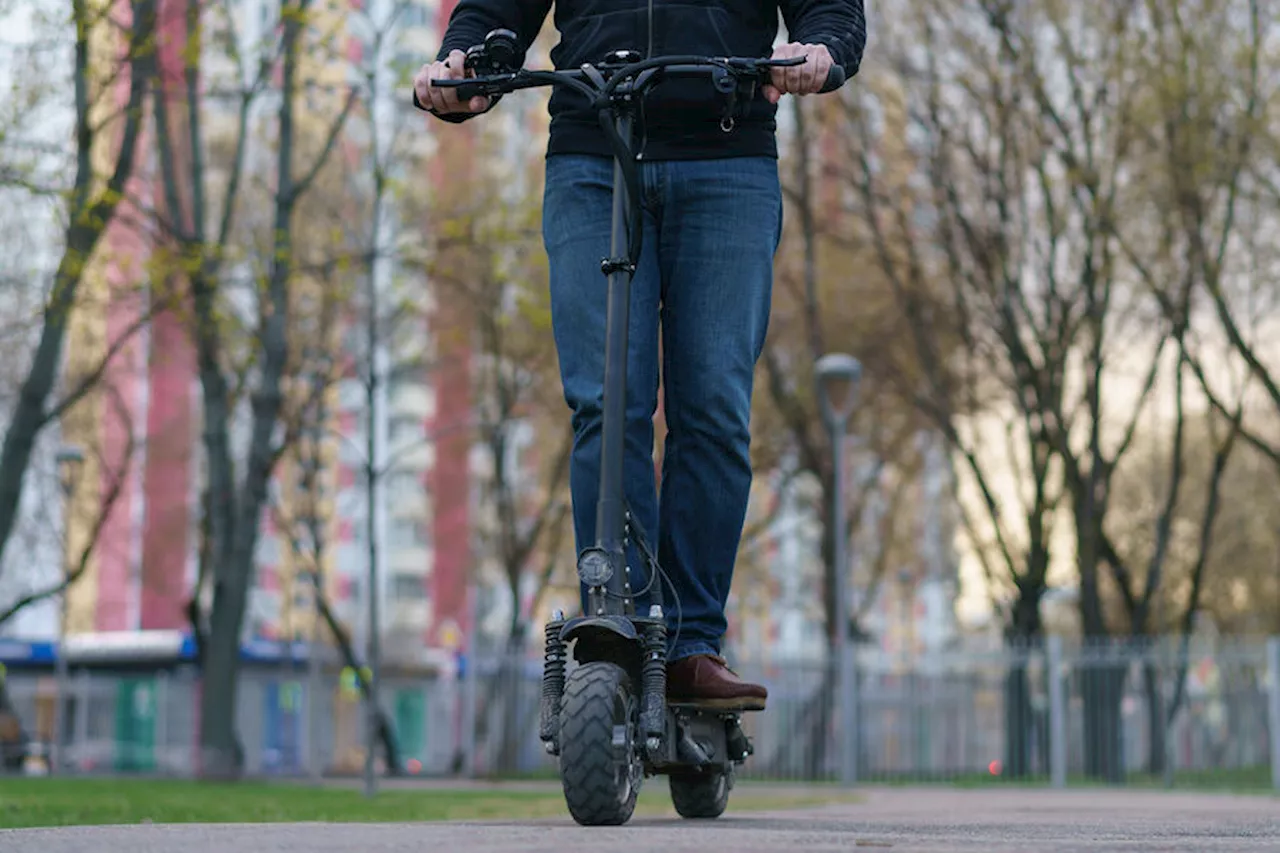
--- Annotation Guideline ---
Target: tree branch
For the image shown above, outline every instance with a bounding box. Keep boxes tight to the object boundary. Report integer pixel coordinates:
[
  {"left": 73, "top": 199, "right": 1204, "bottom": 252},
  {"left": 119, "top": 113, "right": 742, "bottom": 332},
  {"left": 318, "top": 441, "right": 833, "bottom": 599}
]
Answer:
[
  {"left": 291, "top": 87, "right": 359, "bottom": 201},
  {"left": 0, "top": 384, "right": 136, "bottom": 627}
]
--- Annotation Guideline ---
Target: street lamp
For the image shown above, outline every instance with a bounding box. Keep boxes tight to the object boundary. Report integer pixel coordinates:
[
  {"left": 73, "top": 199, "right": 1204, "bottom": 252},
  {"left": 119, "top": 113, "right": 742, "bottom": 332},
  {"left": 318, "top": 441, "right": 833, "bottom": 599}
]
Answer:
[
  {"left": 56, "top": 447, "right": 85, "bottom": 500},
  {"left": 53, "top": 445, "right": 84, "bottom": 774},
  {"left": 814, "top": 353, "right": 861, "bottom": 787}
]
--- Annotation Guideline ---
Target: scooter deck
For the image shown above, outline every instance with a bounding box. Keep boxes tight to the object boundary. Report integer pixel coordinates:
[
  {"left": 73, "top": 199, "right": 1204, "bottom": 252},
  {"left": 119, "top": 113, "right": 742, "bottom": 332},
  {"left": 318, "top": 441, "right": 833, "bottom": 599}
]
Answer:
[{"left": 668, "top": 700, "right": 766, "bottom": 714}]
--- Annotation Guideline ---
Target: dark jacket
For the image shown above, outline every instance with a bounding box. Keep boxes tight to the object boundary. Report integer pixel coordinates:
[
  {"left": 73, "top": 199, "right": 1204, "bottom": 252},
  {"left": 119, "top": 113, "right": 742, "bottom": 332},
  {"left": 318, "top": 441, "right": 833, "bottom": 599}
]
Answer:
[{"left": 421, "top": 0, "right": 866, "bottom": 160}]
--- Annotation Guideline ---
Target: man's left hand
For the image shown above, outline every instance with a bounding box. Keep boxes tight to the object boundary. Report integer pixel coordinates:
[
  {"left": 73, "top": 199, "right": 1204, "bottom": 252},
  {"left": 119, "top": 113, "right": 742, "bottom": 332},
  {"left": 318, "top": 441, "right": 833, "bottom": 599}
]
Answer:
[{"left": 762, "top": 42, "right": 834, "bottom": 104}]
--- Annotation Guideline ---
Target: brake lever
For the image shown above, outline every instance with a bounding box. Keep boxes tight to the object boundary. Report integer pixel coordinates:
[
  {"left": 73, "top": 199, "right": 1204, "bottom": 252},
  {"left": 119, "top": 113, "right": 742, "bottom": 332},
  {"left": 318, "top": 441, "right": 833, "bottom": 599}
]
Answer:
[{"left": 719, "top": 56, "right": 806, "bottom": 129}]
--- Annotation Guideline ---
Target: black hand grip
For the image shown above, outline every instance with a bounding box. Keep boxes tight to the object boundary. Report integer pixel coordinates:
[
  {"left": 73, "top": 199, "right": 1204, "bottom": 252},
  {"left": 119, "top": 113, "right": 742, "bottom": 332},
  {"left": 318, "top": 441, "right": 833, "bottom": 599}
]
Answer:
[
  {"left": 819, "top": 64, "right": 846, "bottom": 93},
  {"left": 427, "top": 77, "right": 495, "bottom": 102}
]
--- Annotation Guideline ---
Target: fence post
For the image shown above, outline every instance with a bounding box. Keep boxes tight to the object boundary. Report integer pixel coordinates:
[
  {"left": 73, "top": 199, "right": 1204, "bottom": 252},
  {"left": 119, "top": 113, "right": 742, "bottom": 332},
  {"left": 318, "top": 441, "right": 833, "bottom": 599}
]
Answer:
[
  {"left": 460, "top": 617, "right": 479, "bottom": 778},
  {"left": 1161, "top": 638, "right": 1174, "bottom": 790},
  {"left": 73, "top": 669, "right": 89, "bottom": 773},
  {"left": 1047, "top": 634, "right": 1067, "bottom": 789},
  {"left": 307, "top": 642, "right": 322, "bottom": 781},
  {"left": 1267, "top": 636, "right": 1280, "bottom": 793}
]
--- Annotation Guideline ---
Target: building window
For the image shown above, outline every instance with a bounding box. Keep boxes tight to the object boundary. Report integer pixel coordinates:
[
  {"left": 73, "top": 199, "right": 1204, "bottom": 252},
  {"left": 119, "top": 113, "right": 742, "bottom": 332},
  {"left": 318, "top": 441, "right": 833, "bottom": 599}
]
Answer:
[
  {"left": 389, "top": 414, "right": 420, "bottom": 445},
  {"left": 391, "top": 572, "right": 426, "bottom": 600},
  {"left": 387, "top": 470, "right": 421, "bottom": 503},
  {"left": 400, "top": 1, "right": 427, "bottom": 28},
  {"left": 388, "top": 517, "right": 430, "bottom": 549}
]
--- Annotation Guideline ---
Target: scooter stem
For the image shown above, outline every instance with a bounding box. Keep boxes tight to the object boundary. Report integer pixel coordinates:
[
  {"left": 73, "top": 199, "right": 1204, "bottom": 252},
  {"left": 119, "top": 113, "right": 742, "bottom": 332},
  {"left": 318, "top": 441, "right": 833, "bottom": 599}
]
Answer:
[{"left": 589, "top": 111, "right": 636, "bottom": 617}]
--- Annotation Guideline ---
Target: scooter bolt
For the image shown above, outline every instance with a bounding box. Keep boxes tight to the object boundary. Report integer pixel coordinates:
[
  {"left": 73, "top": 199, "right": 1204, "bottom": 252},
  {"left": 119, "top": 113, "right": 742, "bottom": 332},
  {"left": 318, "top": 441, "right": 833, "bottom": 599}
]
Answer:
[
  {"left": 645, "top": 737, "right": 660, "bottom": 753},
  {"left": 545, "top": 741, "right": 557, "bottom": 754},
  {"left": 551, "top": 609, "right": 564, "bottom": 621},
  {"left": 648, "top": 605, "right": 663, "bottom": 619}
]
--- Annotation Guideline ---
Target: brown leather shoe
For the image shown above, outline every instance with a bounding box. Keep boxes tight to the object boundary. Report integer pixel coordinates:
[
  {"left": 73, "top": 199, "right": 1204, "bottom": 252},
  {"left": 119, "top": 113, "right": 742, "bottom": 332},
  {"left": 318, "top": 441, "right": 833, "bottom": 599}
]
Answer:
[{"left": 666, "top": 654, "right": 767, "bottom": 711}]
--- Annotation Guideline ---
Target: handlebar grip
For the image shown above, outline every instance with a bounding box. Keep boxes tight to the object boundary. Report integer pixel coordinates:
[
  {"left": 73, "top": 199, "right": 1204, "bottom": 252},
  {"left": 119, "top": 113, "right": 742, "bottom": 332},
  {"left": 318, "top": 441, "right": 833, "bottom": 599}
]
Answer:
[{"left": 819, "top": 64, "right": 846, "bottom": 93}]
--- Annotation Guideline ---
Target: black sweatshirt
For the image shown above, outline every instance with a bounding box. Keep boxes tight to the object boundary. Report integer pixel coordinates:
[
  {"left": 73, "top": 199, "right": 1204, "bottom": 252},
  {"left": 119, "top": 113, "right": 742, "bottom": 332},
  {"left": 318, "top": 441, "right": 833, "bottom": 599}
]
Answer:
[{"left": 418, "top": 0, "right": 866, "bottom": 160}]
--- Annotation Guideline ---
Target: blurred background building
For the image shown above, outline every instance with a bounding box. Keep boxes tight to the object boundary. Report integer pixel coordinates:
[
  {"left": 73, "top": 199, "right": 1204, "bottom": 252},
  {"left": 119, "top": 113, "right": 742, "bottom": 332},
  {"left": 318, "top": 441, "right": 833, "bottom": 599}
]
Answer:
[{"left": 0, "top": 0, "right": 963, "bottom": 670}]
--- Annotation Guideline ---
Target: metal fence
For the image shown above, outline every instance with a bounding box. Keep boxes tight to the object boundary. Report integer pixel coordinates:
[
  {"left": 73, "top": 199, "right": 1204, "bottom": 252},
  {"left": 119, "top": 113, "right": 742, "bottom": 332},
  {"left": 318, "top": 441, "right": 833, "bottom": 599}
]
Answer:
[{"left": 4, "top": 635, "right": 1278, "bottom": 790}]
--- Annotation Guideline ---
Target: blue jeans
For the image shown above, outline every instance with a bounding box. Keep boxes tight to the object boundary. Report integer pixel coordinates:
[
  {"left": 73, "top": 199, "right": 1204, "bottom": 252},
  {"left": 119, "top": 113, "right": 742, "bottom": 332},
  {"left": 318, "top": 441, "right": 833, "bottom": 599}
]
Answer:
[{"left": 541, "top": 153, "right": 783, "bottom": 662}]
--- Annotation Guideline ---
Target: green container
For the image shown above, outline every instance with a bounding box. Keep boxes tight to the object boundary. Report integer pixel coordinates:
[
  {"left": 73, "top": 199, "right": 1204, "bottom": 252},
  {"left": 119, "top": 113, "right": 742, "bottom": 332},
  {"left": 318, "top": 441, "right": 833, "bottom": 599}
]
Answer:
[
  {"left": 393, "top": 688, "right": 426, "bottom": 763},
  {"left": 114, "top": 678, "right": 156, "bottom": 772}
]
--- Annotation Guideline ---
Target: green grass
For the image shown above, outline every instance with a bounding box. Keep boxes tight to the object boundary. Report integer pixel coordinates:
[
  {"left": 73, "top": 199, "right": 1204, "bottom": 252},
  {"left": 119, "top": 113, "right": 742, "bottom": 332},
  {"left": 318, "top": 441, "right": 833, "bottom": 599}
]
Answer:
[
  {"left": 5, "top": 767, "right": 1269, "bottom": 829},
  {"left": 0, "top": 777, "right": 857, "bottom": 829}
]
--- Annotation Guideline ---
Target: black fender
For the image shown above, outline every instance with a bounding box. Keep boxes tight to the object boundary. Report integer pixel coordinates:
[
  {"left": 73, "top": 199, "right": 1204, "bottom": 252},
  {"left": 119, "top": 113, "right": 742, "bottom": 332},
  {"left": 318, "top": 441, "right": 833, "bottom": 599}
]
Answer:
[{"left": 559, "top": 614, "right": 640, "bottom": 646}]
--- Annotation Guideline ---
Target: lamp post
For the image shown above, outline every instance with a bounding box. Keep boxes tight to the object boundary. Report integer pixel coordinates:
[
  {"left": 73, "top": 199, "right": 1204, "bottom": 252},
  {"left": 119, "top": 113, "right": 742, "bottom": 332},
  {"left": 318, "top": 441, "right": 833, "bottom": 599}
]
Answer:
[
  {"left": 814, "top": 353, "right": 861, "bottom": 787},
  {"left": 307, "top": 565, "right": 323, "bottom": 782},
  {"left": 53, "top": 445, "right": 84, "bottom": 774}
]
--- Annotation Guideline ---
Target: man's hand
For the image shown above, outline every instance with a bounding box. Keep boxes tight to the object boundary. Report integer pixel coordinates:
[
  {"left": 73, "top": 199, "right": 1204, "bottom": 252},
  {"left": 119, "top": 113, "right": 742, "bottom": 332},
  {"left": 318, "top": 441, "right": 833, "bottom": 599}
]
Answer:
[
  {"left": 762, "top": 42, "right": 833, "bottom": 104},
  {"left": 413, "top": 49, "right": 491, "bottom": 115}
]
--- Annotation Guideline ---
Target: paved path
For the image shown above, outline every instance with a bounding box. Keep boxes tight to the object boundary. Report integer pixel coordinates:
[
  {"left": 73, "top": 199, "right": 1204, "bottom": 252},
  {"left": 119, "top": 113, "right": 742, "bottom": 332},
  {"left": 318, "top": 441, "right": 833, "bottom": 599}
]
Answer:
[{"left": 3, "top": 787, "right": 1276, "bottom": 852}]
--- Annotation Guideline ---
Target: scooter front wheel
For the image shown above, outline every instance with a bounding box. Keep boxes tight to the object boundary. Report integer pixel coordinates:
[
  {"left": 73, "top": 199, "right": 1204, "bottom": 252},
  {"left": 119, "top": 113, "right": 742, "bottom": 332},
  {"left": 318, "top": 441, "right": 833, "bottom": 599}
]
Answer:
[{"left": 557, "top": 661, "right": 643, "bottom": 826}]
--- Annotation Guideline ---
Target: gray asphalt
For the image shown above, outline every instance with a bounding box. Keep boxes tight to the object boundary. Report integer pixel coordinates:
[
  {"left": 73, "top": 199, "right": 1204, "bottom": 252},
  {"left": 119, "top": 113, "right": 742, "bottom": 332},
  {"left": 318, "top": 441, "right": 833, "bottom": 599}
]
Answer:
[{"left": 2, "top": 787, "right": 1276, "bottom": 852}]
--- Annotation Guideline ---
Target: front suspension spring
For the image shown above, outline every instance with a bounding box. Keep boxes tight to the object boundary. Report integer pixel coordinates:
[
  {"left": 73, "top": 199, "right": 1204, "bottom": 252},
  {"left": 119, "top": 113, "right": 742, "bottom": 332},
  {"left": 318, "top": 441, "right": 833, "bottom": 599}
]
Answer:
[
  {"left": 640, "top": 615, "right": 668, "bottom": 742},
  {"left": 539, "top": 616, "right": 567, "bottom": 748}
]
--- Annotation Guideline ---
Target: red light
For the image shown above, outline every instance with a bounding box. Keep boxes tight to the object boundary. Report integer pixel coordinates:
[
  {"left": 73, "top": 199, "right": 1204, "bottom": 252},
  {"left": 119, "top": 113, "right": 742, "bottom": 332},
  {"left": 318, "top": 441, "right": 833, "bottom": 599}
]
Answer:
[
  {"left": 988, "top": 760, "right": 1002, "bottom": 775},
  {"left": 407, "top": 758, "right": 422, "bottom": 774}
]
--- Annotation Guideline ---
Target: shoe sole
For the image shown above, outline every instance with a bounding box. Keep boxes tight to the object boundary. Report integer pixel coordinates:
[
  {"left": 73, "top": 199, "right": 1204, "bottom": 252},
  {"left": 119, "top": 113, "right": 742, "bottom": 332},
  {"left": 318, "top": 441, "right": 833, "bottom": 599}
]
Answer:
[{"left": 668, "top": 697, "right": 767, "bottom": 712}]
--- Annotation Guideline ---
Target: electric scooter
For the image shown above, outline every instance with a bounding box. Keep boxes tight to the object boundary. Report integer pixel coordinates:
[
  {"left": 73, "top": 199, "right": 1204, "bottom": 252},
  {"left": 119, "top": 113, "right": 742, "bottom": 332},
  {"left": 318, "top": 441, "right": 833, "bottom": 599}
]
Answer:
[{"left": 428, "top": 29, "right": 844, "bottom": 826}]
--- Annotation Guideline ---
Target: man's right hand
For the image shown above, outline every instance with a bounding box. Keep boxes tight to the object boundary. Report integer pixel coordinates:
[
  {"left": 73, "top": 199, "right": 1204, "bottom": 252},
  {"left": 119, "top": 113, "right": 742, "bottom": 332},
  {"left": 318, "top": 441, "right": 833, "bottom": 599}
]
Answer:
[{"left": 414, "top": 49, "right": 492, "bottom": 115}]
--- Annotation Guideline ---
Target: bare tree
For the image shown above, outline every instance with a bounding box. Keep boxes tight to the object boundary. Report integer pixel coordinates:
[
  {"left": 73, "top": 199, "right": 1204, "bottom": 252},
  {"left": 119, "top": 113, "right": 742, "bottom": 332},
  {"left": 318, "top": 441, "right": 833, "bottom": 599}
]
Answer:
[
  {"left": 265, "top": 354, "right": 404, "bottom": 776},
  {"left": 762, "top": 94, "right": 937, "bottom": 649},
  {"left": 744, "top": 88, "right": 950, "bottom": 777},
  {"left": 1091, "top": 0, "right": 1272, "bottom": 773},
  {"left": 839, "top": 0, "right": 1276, "bottom": 781},
  {"left": 0, "top": 382, "right": 136, "bottom": 740},
  {"left": 0, "top": 0, "right": 157, "bottom": 594},
  {"left": 151, "top": 0, "right": 357, "bottom": 778},
  {"left": 1107, "top": 368, "right": 1246, "bottom": 772},
  {"left": 0, "top": 383, "right": 137, "bottom": 628},
  {"left": 828, "top": 0, "right": 1268, "bottom": 780},
  {"left": 831, "top": 8, "right": 1073, "bottom": 776},
  {"left": 415, "top": 119, "right": 575, "bottom": 771},
  {"left": 1135, "top": 0, "right": 1280, "bottom": 475}
]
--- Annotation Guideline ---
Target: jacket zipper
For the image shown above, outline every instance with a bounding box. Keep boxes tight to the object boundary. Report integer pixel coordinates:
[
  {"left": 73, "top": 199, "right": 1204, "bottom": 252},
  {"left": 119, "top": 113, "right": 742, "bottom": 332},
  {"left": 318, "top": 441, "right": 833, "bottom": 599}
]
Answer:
[{"left": 637, "top": 0, "right": 654, "bottom": 160}]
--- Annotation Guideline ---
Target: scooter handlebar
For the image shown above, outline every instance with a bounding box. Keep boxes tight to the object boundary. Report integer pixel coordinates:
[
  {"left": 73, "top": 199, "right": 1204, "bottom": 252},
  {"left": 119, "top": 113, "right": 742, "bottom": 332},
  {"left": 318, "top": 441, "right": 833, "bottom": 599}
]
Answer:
[{"left": 423, "top": 47, "right": 847, "bottom": 105}]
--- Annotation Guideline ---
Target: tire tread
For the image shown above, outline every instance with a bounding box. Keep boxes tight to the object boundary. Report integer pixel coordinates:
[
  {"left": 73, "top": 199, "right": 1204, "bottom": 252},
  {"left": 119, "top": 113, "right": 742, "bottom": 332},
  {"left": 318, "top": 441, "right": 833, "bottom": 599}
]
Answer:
[{"left": 558, "top": 662, "right": 640, "bottom": 826}]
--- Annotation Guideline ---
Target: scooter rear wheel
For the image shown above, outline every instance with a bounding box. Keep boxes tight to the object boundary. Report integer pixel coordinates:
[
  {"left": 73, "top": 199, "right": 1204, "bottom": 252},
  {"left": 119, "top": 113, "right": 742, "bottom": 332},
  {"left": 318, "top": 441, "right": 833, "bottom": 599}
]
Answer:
[
  {"left": 557, "top": 661, "right": 642, "bottom": 826},
  {"left": 669, "top": 767, "right": 731, "bottom": 818}
]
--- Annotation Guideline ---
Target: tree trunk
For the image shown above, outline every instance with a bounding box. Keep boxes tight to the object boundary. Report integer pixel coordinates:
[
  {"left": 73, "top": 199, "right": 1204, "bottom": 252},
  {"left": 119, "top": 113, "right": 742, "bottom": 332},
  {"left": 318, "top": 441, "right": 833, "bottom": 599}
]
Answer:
[
  {"left": 1142, "top": 661, "right": 1166, "bottom": 777},
  {"left": 196, "top": 0, "right": 305, "bottom": 779},
  {"left": 1002, "top": 582, "right": 1045, "bottom": 778},
  {"left": 1003, "top": 655, "right": 1035, "bottom": 778},
  {"left": 1080, "top": 662, "right": 1127, "bottom": 783},
  {"left": 1075, "top": 485, "right": 1125, "bottom": 782},
  {"left": 199, "top": 545, "right": 251, "bottom": 778}
]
